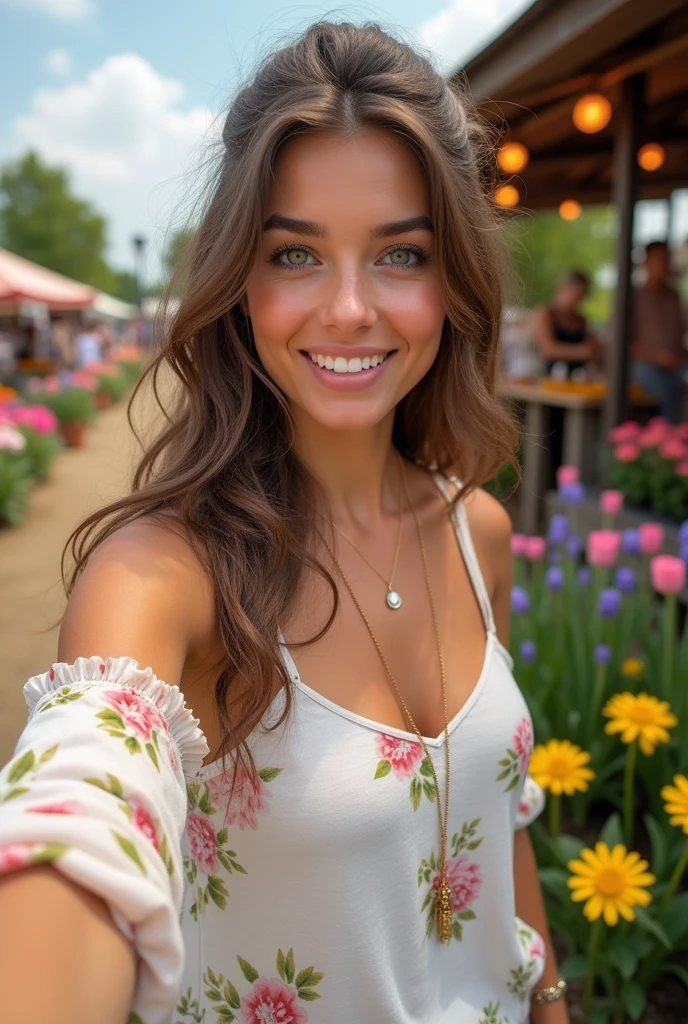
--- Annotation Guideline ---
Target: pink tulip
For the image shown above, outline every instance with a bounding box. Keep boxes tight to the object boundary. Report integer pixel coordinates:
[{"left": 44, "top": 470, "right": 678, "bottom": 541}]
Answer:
[
  {"left": 557, "top": 465, "right": 580, "bottom": 486},
  {"left": 660, "top": 438, "right": 686, "bottom": 461},
  {"left": 650, "top": 555, "right": 686, "bottom": 595},
  {"left": 587, "top": 530, "right": 621, "bottom": 568},
  {"left": 639, "top": 523, "right": 664, "bottom": 555},
  {"left": 614, "top": 443, "right": 640, "bottom": 463},
  {"left": 524, "top": 536, "right": 546, "bottom": 561},
  {"left": 676, "top": 462, "right": 688, "bottom": 478},
  {"left": 609, "top": 421, "right": 642, "bottom": 444},
  {"left": 511, "top": 533, "right": 527, "bottom": 556},
  {"left": 600, "top": 490, "right": 624, "bottom": 516}
]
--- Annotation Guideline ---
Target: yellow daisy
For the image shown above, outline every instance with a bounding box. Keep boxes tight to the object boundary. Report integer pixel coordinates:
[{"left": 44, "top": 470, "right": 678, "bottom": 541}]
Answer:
[
  {"left": 529, "top": 740, "right": 595, "bottom": 796},
  {"left": 568, "top": 842, "right": 655, "bottom": 926},
  {"left": 661, "top": 775, "right": 688, "bottom": 835},
  {"left": 602, "top": 692, "right": 677, "bottom": 756},
  {"left": 621, "top": 658, "right": 644, "bottom": 680}
]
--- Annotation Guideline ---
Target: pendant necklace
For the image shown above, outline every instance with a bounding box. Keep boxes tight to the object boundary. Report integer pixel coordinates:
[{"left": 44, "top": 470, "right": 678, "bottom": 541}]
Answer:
[
  {"left": 330, "top": 456, "right": 405, "bottom": 610},
  {"left": 329, "top": 454, "right": 453, "bottom": 942}
]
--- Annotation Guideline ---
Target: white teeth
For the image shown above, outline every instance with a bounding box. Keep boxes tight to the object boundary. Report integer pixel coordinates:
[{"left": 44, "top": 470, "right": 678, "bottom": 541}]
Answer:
[{"left": 307, "top": 352, "right": 388, "bottom": 373}]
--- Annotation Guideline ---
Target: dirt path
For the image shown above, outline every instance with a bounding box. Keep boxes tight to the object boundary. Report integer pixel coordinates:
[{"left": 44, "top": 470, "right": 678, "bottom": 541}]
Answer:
[{"left": 0, "top": 401, "right": 140, "bottom": 765}]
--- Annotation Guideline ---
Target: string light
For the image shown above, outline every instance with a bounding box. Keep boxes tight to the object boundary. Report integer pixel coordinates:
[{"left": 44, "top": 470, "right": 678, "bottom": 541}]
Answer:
[
  {"left": 572, "top": 93, "right": 612, "bottom": 134},
  {"left": 637, "top": 143, "right": 665, "bottom": 172},
  {"left": 559, "top": 200, "right": 582, "bottom": 221},
  {"left": 497, "top": 142, "right": 529, "bottom": 174},
  {"left": 494, "top": 185, "right": 520, "bottom": 208}
]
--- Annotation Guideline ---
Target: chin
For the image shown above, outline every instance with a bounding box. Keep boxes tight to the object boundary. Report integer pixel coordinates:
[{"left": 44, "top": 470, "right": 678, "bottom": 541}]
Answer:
[{"left": 296, "top": 397, "right": 395, "bottom": 433}]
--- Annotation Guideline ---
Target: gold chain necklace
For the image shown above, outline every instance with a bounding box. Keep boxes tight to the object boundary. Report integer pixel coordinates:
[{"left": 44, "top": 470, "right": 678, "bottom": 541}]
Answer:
[
  {"left": 330, "top": 458, "right": 404, "bottom": 610},
  {"left": 330, "top": 455, "right": 453, "bottom": 942}
]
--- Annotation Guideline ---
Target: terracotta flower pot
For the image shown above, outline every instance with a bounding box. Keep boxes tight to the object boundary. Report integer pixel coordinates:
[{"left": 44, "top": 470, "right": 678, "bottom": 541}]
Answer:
[
  {"left": 60, "top": 421, "right": 87, "bottom": 448},
  {"left": 95, "top": 391, "right": 113, "bottom": 411}
]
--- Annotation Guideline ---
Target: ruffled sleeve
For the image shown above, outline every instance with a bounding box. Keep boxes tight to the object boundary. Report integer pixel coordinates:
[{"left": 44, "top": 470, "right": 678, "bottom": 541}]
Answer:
[
  {"left": 0, "top": 656, "right": 209, "bottom": 1024},
  {"left": 515, "top": 774, "right": 545, "bottom": 829}
]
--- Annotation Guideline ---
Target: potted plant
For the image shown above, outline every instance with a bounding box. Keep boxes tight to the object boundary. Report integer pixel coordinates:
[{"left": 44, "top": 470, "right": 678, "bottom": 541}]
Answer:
[
  {"left": 0, "top": 424, "right": 32, "bottom": 526},
  {"left": 34, "top": 386, "right": 96, "bottom": 448}
]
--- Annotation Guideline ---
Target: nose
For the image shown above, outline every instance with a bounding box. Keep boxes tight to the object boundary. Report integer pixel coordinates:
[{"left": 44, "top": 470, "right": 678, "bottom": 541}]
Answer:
[{"left": 317, "top": 265, "right": 378, "bottom": 334}]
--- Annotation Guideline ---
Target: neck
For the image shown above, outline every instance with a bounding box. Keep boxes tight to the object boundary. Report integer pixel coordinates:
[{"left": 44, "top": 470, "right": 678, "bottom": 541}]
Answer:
[{"left": 291, "top": 406, "right": 402, "bottom": 528}]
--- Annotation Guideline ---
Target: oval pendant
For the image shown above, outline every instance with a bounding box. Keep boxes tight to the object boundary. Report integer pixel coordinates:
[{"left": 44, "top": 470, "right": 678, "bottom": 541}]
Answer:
[{"left": 386, "top": 590, "right": 402, "bottom": 610}]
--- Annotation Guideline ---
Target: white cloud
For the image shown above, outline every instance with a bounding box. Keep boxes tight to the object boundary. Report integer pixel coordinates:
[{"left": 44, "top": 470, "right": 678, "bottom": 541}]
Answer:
[
  {"left": 1, "top": 0, "right": 93, "bottom": 19},
  {"left": 9, "top": 53, "right": 216, "bottom": 273},
  {"left": 417, "top": 0, "right": 533, "bottom": 72},
  {"left": 45, "top": 48, "right": 72, "bottom": 78}
]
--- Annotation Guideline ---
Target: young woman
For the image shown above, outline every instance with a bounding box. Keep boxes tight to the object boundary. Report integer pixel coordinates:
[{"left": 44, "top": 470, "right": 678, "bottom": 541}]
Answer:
[{"left": 0, "top": 23, "right": 568, "bottom": 1024}]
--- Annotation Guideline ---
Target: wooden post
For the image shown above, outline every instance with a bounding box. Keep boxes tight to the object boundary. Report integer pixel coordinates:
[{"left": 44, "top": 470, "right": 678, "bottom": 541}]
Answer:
[{"left": 604, "top": 73, "right": 645, "bottom": 436}]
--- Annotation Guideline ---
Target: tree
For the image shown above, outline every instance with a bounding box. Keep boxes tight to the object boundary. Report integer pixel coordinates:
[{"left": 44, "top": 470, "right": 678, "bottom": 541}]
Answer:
[
  {"left": 163, "top": 226, "right": 196, "bottom": 294},
  {"left": 0, "top": 151, "right": 117, "bottom": 292},
  {"left": 111, "top": 270, "right": 140, "bottom": 305},
  {"left": 504, "top": 206, "right": 617, "bottom": 324}
]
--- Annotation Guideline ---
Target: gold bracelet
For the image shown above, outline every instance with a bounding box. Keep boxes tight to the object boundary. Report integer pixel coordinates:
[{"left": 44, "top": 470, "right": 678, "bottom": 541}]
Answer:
[{"left": 531, "top": 978, "right": 567, "bottom": 1004}]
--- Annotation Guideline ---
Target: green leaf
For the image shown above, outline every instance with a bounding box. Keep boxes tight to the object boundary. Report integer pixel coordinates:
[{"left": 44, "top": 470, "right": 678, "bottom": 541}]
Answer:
[
  {"left": 276, "top": 948, "right": 286, "bottom": 982},
  {"left": 622, "top": 980, "right": 646, "bottom": 1020},
  {"left": 7, "top": 750, "right": 35, "bottom": 784},
  {"left": 422, "top": 778, "right": 436, "bottom": 802},
  {"left": 410, "top": 776, "right": 422, "bottom": 811},
  {"left": 498, "top": 757, "right": 511, "bottom": 767},
  {"left": 457, "top": 909, "right": 476, "bottom": 921},
  {"left": 96, "top": 708, "right": 124, "bottom": 727},
  {"left": 634, "top": 906, "right": 671, "bottom": 950},
  {"left": 495, "top": 768, "right": 511, "bottom": 782},
  {"left": 297, "top": 989, "right": 321, "bottom": 1001},
  {"left": 32, "top": 844, "right": 68, "bottom": 863},
  {"left": 110, "top": 830, "right": 147, "bottom": 874},
  {"left": 127, "top": 1014, "right": 145, "bottom": 1024},
  {"left": 662, "top": 963, "right": 688, "bottom": 989},
  {"left": 1, "top": 786, "right": 29, "bottom": 802},
  {"left": 663, "top": 891, "right": 688, "bottom": 945},
  {"left": 145, "top": 742, "right": 160, "bottom": 770},
  {"left": 106, "top": 773, "right": 124, "bottom": 798},
  {"left": 452, "top": 920, "right": 463, "bottom": 941},
  {"left": 285, "top": 948, "right": 295, "bottom": 985},
  {"left": 419, "top": 758, "right": 434, "bottom": 778},
  {"left": 216, "top": 827, "right": 228, "bottom": 846},
  {"left": 505, "top": 773, "right": 520, "bottom": 793},
  {"left": 124, "top": 736, "right": 141, "bottom": 755},
  {"left": 237, "top": 956, "right": 259, "bottom": 985},
  {"left": 258, "top": 766, "right": 282, "bottom": 783},
  {"left": 223, "top": 979, "right": 241, "bottom": 1009},
  {"left": 37, "top": 744, "right": 59, "bottom": 766},
  {"left": 608, "top": 944, "right": 638, "bottom": 980},
  {"left": 420, "top": 891, "right": 433, "bottom": 912},
  {"left": 374, "top": 759, "right": 392, "bottom": 779},
  {"left": 598, "top": 812, "right": 624, "bottom": 849},
  {"left": 644, "top": 814, "right": 667, "bottom": 878},
  {"left": 560, "top": 954, "right": 589, "bottom": 980},
  {"left": 84, "top": 777, "right": 110, "bottom": 793},
  {"left": 550, "top": 834, "right": 585, "bottom": 867},
  {"left": 207, "top": 875, "right": 228, "bottom": 911}
]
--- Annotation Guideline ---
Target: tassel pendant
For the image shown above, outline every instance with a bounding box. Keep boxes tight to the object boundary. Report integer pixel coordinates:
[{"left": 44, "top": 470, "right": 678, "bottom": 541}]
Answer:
[{"left": 434, "top": 876, "right": 453, "bottom": 943}]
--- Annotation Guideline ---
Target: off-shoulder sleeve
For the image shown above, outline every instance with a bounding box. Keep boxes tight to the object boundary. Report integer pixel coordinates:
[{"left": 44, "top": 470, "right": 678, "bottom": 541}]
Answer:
[
  {"left": 0, "top": 655, "right": 209, "bottom": 1024},
  {"left": 515, "top": 774, "right": 545, "bottom": 829}
]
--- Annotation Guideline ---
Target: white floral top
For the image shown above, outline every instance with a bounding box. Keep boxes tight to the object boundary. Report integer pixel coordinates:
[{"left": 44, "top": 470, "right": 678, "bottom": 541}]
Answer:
[{"left": 0, "top": 484, "right": 545, "bottom": 1024}]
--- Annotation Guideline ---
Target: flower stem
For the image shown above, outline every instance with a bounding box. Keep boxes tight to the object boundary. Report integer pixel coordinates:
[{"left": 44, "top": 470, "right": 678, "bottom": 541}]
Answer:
[
  {"left": 663, "top": 593, "right": 677, "bottom": 701},
  {"left": 658, "top": 837, "right": 688, "bottom": 918},
  {"left": 623, "top": 741, "right": 638, "bottom": 848},
  {"left": 583, "top": 917, "right": 603, "bottom": 1014},
  {"left": 549, "top": 794, "right": 562, "bottom": 839},
  {"left": 588, "top": 663, "right": 608, "bottom": 746}
]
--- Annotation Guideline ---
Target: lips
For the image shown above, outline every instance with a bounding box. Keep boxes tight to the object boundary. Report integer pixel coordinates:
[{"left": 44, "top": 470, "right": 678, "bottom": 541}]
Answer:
[
  {"left": 305, "top": 351, "right": 392, "bottom": 374},
  {"left": 300, "top": 349, "right": 396, "bottom": 390}
]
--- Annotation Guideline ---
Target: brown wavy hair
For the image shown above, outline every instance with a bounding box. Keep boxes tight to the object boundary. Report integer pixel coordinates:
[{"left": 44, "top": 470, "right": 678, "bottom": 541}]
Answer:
[{"left": 65, "top": 21, "right": 518, "bottom": 767}]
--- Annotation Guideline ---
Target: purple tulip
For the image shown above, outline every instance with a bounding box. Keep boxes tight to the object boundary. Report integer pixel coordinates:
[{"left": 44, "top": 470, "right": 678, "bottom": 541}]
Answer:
[
  {"left": 615, "top": 566, "right": 636, "bottom": 594},
  {"left": 558, "top": 481, "right": 585, "bottom": 505},
  {"left": 595, "top": 644, "right": 612, "bottom": 665},
  {"left": 598, "top": 588, "right": 622, "bottom": 618},
  {"left": 566, "top": 535, "right": 583, "bottom": 559},
  {"left": 511, "top": 586, "right": 530, "bottom": 614},
  {"left": 680, "top": 537, "right": 688, "bottom": 565},
  {"left": 578, "top": 566, "right": 592, "bottom": 587},
  {"left": 520, "top": 640, "right": 536, "bottom": 663},
  {"left": 622, "top": 528, "right": 641, "bottom": 556},
  {"left": 679, "top": 520, "right": 688, "bottom": 542},
  {"left": 546, "top": 566, "right": 564, "bottom": 592},
  {"left": 548, "top": 514, "right": 570, "bottom": 546}
]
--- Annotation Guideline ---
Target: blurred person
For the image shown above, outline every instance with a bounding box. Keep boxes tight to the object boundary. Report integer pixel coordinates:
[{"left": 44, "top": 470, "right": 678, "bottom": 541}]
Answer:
[
  {"left": 0, "top": 23, "right": 566, "bottom": 1024},
  {"left": 631, "top": 240, "right": 687, "bottom": 423},
  {"left": 49, "top": 318, "right": 74, "bottom": 367},
  {"left": 74, "top": 321, "right": 103, "bottom": 368}
]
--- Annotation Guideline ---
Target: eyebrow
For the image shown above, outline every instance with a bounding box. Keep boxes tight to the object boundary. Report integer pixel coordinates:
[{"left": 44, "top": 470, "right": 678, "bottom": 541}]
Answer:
[{"left": 262, "top": 213, "right": 434, "bottom": 238}]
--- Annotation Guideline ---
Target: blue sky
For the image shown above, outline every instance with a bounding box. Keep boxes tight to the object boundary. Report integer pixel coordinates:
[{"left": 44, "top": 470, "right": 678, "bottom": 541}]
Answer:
[{"left": 0, "top": 0, "right": 534, "bottom": 276}]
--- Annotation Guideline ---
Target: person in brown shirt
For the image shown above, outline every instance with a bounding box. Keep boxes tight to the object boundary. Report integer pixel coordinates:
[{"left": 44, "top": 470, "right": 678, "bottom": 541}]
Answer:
[{"left": 631, "top": 240, "right": 686, "bottom": 423}]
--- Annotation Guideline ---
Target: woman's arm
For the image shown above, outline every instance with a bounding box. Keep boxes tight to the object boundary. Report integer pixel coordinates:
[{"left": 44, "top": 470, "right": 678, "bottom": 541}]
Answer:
[
  {"left": 532, "top": 306, "right": 595, "bottom": 364},
  {"left": 0, "top": 520, "right": 213, "bottom": 1024}
]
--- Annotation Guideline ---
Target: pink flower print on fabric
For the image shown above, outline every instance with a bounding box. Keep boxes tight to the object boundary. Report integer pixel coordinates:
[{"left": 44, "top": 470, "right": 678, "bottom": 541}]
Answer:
[
  {"left": 513, "top": 718, "right": 534, "bottom": 776},
  {"left": 0, "top": 843, "right": 38, "bottom": 872},
  {"left": 209, "top": 763, "right": 272, "bottom": 832},
  {"left": 129, "top": 797, "right": 160, "bottom": 852},
  {"left": 26, "top": 800, "right": 80, "bottom": 815},
  {"left": 102, "top": 688, "right": 168, "bottom": 743},
  {"left": 186, "top": 809, "right": 219, "bottom": 875},
  {"left": 432, "top": 854, "right": 483, "bottom": 914},
  {"left": 375, "top": 733, "right": 423, "bottom": 779},
  {"left": 240, "top": 977, "right": 309, "bottom": 1024},
  {"left": 529, "top": 934, "right": 546, "bottom": 960}
]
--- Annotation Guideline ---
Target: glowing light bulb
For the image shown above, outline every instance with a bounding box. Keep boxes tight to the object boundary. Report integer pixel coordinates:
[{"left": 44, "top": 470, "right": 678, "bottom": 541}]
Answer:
[
  {"left": 559, "top": 200, "right": 582, "bottom": 221},
  {"left": 494, "top": 185, "right": 520, "bottom": 208},
  {"left": 497, "top": 142, "right": 529, "bottom": 174},
  {"left": 572, "top": 93, "right": 612, "bottom": 134},
  {"left": 637, "top": 143, "right": 665, "bottom": 172}
]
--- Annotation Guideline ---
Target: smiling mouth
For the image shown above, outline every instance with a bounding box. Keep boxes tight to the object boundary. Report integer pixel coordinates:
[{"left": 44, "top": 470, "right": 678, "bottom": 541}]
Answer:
[{"left": 302, "top": 351, "right": 394, "bottom": 374}]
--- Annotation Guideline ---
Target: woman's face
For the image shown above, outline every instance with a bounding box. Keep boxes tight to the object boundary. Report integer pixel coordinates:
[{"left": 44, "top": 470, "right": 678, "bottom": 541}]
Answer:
[{"left": 245, "top": 128, "right": 446, "bottom": 433}]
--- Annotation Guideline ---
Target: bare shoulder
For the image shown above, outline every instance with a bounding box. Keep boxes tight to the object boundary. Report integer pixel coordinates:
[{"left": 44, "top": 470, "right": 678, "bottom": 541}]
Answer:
[
  {"left": 463, "top": 488, "right": 512, "bottom": 595},
  {"left": 58, "top": 516, "right": 216, "bottom": 687}
]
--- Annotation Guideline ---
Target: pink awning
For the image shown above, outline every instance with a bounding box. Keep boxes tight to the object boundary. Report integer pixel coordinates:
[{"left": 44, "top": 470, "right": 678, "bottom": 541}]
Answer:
[{"left": 0, "top": 248, "right": 95, "bottom": 310}]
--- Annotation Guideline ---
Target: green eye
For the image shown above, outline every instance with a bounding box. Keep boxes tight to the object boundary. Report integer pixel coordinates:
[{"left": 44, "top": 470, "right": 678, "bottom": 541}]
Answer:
[
  {"left": 284, "top": 249, "right": 310, "bottom": 265},
  {"left": 388, "top": 249, "right": 413, "bottom": 265}
]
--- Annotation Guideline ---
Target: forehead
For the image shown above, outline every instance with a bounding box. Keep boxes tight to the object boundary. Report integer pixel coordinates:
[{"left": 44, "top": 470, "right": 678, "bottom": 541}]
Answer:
[{"left": 265, "top": 128, "right": 430, "bottom": 222}]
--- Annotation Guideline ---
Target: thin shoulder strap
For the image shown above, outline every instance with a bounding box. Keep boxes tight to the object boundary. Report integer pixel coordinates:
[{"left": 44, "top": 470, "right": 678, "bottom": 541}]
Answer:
[{"left": 432, "top": 474, "right": 496, "bottom": 636}]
